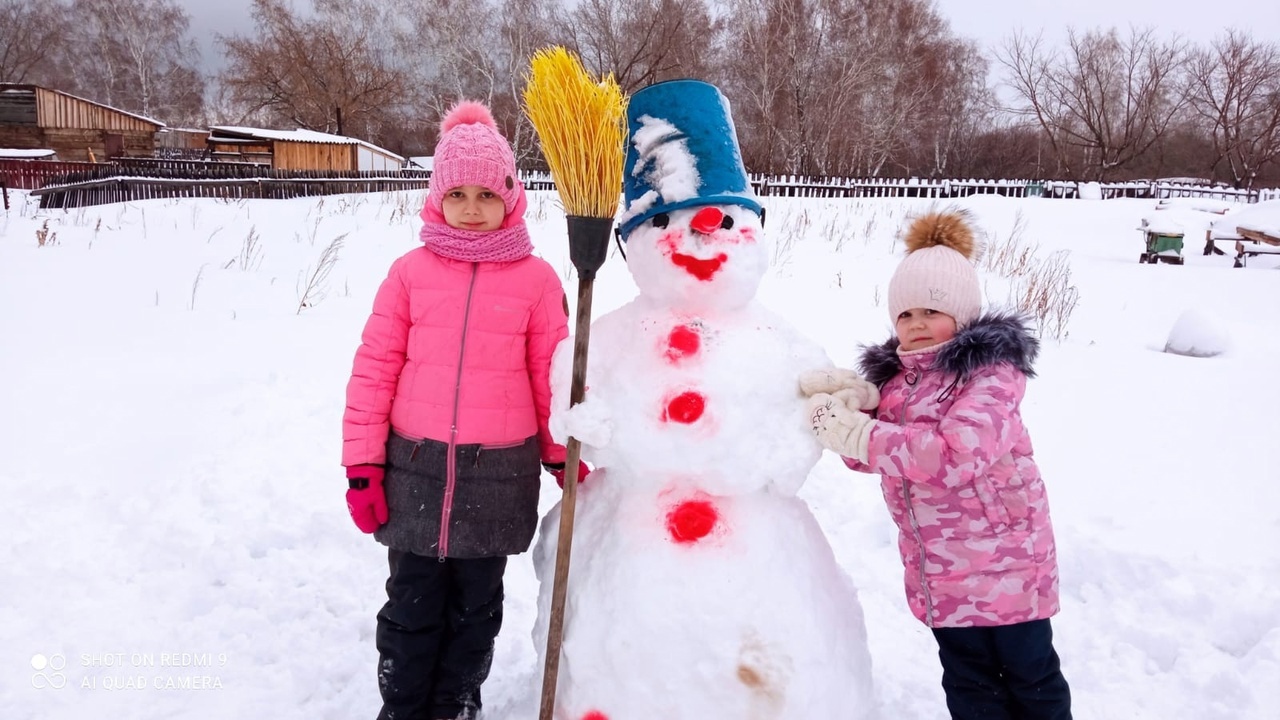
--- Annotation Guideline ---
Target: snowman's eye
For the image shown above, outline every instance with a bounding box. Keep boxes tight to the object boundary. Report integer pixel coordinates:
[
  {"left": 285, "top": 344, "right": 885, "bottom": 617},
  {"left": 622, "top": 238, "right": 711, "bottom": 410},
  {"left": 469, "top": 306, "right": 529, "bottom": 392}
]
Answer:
[
  {"left": 651, "top": 213, "right": 670, "bottom": 229},
  {"left": 720, "top": 215, "right": 734, "bottom": 230}
]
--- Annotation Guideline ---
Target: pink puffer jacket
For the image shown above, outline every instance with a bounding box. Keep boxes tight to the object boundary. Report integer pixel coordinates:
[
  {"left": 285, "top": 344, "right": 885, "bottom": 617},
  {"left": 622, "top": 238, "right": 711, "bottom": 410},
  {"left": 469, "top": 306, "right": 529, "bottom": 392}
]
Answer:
[
  {"left": 847, "top": 314, "right": 1060, "bottom": 628},
  {"left": 343, "top": 247, "right": 569, "bottom": 467}
]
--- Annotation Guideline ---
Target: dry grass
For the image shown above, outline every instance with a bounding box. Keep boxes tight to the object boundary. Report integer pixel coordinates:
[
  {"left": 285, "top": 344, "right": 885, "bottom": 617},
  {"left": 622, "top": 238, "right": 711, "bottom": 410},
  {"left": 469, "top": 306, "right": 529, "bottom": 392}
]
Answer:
[
  {"left": 821, "top": 211, "right": 858, "bottom": 252},
  {"left": 235, "top": 226, "right": 263, "bottom": 271},
  {"left": 189, "top": 265, "right": 206, "bottom": 311},
  {"left": 982, "top": 210, "right": 1079, "bottom": 340},
  {"left": 773, "top": 207, "right": 810, "bottom": 267},
  {"left": 35, "top": 220, "right": 58, "bottom": 247},
  {"left": 296, "top": 233, "right": 346, "bottom": 314}
]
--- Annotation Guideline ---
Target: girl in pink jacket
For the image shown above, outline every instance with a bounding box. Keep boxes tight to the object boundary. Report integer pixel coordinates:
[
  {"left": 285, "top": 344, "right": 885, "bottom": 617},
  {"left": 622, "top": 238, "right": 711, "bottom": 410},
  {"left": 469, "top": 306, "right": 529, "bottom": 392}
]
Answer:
[
  {"left": 803, "top": 211, "right": 1071, "bottom": 720},
  {"left": 342, "top": 100, "right": 574, "bottom": 720}
]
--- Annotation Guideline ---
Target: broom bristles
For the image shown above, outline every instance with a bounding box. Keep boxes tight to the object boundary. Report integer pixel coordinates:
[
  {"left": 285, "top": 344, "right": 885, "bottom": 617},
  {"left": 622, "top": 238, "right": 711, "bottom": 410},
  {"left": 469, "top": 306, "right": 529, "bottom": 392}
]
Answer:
[{"left": 523, "top": 47, "right": 627, "bottom": 219}]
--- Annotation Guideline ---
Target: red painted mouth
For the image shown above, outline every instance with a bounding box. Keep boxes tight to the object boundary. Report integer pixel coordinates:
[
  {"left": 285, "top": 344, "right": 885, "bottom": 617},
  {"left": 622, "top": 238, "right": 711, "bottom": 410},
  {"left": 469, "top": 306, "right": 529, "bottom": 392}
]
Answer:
[{"left": 671, "top": 252, "right": 727, "bottom": 280}]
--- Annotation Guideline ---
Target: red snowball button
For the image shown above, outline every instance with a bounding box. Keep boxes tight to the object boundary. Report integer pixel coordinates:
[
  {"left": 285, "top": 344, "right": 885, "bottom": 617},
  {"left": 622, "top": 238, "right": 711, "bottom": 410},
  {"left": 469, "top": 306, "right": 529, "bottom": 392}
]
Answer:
[
  {"left": 667, "top": 499, "right": 719, "bottom": 544},
  {"left": 663, "top": 391, "right": 705, "bottom": 424},
  {"left": 665, "top": 324, "right": 701, "bottom": 363}
]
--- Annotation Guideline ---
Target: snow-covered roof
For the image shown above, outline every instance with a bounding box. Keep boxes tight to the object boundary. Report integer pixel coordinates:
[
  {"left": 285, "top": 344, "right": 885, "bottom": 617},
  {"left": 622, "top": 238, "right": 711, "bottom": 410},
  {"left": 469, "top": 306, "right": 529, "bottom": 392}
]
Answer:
[
  {"left": 406, "top": 156, "right": 433, "bottom": 170},
  {"left": 0, "top": 148, "right": 57, "bottom": 159},
  {"left": 209, "top": 126, "right": 403, "bottom": 163}
]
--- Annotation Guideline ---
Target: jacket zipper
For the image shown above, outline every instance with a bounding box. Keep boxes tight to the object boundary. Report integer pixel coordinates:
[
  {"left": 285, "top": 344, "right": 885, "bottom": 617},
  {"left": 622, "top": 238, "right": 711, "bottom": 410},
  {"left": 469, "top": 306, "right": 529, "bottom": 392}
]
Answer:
[
  {"left": 898, "top": 365, "right": 936, "bottom": 627},
  {"left": 437, "top": 264, "right": 479, "bottom": 561}
]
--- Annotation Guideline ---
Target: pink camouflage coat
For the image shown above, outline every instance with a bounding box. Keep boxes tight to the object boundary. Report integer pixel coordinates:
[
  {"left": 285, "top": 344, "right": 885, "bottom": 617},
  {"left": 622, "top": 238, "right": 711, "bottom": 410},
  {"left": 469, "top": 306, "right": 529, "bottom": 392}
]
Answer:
[{"left": 846, "top": 313, "right": 1060, "bottom": 628}]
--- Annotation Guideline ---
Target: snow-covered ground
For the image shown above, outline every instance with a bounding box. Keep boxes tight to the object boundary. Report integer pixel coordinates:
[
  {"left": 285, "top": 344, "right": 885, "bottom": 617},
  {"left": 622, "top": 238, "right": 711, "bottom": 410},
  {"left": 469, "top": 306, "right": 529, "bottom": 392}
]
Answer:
[{"left": 2, "top": 189, "right": 1277, "bottom": 719}]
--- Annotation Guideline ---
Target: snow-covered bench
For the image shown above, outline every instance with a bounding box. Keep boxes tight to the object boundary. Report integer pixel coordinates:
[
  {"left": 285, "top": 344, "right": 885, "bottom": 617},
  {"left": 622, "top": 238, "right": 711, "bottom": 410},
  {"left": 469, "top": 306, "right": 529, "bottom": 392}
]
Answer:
[{"left": 1206, "top": 200, "right": 1280, "bottom": 267}]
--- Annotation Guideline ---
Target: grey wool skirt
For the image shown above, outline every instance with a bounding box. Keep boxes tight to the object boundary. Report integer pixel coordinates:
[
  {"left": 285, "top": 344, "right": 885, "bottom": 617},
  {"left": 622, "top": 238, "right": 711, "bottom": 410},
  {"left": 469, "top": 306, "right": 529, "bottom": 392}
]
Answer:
[{"left": 374, "top": 432, "right": 542, "bottom": 559}]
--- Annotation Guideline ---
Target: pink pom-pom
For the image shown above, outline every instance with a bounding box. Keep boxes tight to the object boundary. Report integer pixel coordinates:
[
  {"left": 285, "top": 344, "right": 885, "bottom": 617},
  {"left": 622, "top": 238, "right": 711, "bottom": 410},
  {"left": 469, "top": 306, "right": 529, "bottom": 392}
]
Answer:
[{"left": 441, "top": 100, "right": 496, "bottom": 134}]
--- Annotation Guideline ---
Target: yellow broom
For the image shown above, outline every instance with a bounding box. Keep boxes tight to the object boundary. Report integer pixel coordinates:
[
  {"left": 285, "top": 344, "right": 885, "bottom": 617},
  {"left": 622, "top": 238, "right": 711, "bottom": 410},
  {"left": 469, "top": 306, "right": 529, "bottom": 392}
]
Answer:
[{"left": 522, "top": 46, "right": 627, "bottom": 720}]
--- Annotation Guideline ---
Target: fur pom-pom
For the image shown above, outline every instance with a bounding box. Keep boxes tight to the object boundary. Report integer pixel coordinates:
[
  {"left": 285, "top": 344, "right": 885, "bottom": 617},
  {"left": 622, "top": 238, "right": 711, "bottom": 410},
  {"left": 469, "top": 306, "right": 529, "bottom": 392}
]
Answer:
[
  {"left": 903, "top": 209, "right": 977, "bottom": 260},
  {"left": 440, "top": 100, "right": 496, "bottom": 134}
]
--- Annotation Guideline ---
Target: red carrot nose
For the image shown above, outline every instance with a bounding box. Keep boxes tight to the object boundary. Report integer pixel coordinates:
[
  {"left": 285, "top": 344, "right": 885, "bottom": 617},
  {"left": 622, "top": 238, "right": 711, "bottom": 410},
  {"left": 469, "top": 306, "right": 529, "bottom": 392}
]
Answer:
[{"left": 690, "top": 207, "right": 724, "bottom": 235}]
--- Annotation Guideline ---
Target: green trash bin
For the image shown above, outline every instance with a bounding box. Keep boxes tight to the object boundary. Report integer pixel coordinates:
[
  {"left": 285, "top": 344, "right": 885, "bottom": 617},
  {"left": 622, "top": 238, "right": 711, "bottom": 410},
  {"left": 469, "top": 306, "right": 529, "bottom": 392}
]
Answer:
[{"left": 1139, "top": 230, "right": 1185, "bottom": 265}]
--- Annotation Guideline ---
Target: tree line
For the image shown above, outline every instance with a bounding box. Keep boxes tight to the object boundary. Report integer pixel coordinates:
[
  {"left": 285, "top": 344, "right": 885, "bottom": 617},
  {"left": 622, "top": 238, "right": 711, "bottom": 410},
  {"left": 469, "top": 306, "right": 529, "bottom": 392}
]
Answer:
[{"left": 3, "top": 0, "right": 1278, "bottom": 187}]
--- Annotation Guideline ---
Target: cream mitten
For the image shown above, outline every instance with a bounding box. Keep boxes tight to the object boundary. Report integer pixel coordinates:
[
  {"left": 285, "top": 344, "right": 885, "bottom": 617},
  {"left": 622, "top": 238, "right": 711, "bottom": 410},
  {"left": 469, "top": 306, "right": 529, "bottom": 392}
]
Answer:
[
  {"left": 799, "top": 368, "right": 880, "bottom": 411},
  {"left": 806, "top": 392, "right": 877, "bottom": 463}
]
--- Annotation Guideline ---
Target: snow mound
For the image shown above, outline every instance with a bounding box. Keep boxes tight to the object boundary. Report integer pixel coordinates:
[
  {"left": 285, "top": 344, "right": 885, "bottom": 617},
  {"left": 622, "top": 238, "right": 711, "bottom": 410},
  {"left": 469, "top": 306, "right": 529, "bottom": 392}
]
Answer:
[
  {"left": 1154, "top": 198, "right": 1235, "bottom": 215},
  {"left": 1164, "top": 309, "right": 1230, "bottom": 358}
]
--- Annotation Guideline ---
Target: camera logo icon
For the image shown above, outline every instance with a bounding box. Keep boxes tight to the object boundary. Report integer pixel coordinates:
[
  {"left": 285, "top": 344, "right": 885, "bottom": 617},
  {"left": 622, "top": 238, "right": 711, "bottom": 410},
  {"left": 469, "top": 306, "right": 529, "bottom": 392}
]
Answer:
[{"left": 31, "top": 654, "right": 67, "bottom": 689}]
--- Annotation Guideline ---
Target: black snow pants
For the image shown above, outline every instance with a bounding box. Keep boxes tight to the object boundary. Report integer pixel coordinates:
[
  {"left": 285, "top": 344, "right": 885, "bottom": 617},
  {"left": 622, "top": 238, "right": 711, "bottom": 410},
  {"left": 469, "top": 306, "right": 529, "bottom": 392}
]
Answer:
[
  {"left": 931, "top": 618, "right": 1072, "bottom": 720},
  {"left": 375, "top": 549, "right": 506, "bottom": 720}
]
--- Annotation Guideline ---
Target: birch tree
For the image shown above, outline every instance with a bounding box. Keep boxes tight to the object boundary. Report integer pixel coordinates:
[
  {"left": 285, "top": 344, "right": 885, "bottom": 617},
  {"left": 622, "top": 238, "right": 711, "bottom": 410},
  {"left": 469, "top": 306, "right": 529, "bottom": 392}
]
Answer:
[{"left": 67, "top": 0, "right": 205, "bottom": 123}]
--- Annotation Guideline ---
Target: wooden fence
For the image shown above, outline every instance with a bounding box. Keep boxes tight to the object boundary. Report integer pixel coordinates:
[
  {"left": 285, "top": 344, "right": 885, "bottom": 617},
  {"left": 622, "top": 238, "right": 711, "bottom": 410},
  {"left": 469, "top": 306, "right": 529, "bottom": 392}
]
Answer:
[
  {"left": 5, "top": 158, "right": 1276, "bottom": 210},
  {"left": 740, "top": 175, "right": 1274, "bottom": 203},
  {"left": 0, "top": 159, "right": 101, "bottom": 190},
  {"left": 30, "top": 161, "right": 433, "bottom": 209}
]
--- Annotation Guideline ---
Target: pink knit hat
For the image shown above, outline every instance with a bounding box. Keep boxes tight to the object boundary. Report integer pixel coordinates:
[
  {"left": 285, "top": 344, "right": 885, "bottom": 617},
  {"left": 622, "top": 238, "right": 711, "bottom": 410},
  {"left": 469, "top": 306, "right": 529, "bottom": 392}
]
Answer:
[
  {"left": 422, "top": 100, "right": 526, "bottom": 223},
  {"left": 887, "top": 210, "right": 982, "bottom": 328}
]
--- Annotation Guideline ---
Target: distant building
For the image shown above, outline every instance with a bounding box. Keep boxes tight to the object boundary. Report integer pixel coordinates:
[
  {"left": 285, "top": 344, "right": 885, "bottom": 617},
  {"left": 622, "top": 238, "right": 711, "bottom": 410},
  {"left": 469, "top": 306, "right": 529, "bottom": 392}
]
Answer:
[
  {"left": 0, "top": 83, "right": 165, "bottom": 162},
  {"left": 156, "top": 127, "right": 212, "bottom": 159},
  {"left": 206, "top": 126, "right": 404, "bottom": 171}
]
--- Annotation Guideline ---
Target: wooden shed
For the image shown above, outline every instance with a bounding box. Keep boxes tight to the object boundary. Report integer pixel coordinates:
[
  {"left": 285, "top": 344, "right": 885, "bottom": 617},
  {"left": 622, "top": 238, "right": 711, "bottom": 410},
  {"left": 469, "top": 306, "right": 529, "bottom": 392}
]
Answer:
[
  {"left": 0, "top": 83, "right": 164, "bottom": 162},
  {"left": 206, "top": 126, "right": 404, "bottom": 171}
]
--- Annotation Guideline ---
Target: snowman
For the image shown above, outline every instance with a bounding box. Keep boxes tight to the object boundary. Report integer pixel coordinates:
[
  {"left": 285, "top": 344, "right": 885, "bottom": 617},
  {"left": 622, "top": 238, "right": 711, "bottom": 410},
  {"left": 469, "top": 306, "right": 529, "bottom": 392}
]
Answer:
[{"left": 532, "top": 80, "right": 875, "bottom": 720}]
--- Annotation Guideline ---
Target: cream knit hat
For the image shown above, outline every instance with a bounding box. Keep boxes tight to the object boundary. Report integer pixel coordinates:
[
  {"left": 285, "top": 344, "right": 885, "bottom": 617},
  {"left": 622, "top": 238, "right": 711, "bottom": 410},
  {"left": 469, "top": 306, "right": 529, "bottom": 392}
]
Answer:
[{"left": 887, "top": 210, "right": 982, "bottom": 327}]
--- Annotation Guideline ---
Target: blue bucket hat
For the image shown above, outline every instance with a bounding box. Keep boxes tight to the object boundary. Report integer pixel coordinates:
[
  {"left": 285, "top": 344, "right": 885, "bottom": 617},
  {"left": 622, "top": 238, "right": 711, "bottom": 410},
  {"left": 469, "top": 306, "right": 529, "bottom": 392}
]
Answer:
[{"left": 618, "top": 79, "right": 762, "bottom": 240}]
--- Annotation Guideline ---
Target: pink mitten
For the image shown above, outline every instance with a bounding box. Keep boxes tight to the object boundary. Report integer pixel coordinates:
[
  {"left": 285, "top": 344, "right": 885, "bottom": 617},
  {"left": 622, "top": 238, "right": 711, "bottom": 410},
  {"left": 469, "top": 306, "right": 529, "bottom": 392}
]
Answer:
[
  {"left": 545, "top": 460, "right": 591, "bottom": 489},
  {"left": 345, "top": 464, "right": 388, "bottom": 533}
]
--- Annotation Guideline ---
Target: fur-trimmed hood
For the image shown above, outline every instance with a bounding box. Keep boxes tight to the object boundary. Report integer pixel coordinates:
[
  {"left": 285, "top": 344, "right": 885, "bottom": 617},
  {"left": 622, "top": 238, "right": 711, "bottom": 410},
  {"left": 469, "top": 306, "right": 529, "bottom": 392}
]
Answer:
[{"left": 858, "top": 312, "right": 1039, "bottom": 387}]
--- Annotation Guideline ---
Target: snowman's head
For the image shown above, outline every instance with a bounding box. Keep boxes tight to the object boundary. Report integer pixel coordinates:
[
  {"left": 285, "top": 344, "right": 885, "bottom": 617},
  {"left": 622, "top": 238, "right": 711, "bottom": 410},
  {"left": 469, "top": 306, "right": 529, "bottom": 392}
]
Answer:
[{"left": 625, "top": 202, "right": 767, "bottom": 311}]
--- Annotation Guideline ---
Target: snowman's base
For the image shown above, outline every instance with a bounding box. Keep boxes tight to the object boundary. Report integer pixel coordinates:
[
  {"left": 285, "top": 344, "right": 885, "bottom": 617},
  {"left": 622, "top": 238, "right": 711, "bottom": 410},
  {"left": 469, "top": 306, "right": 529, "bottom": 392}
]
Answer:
[{"left": 532, "top": 471, "right": 876, "bottom": 720}]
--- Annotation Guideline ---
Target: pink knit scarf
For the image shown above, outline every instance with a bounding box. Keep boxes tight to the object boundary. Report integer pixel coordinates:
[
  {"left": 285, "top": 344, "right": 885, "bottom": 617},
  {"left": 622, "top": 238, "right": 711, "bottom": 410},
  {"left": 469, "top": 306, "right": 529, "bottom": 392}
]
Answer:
[
  {"left": 419, "top": 220, "right": 534, "bottom": 263},
  {"left": 417, "top": 191, "right": 534, "bottom": 263}
]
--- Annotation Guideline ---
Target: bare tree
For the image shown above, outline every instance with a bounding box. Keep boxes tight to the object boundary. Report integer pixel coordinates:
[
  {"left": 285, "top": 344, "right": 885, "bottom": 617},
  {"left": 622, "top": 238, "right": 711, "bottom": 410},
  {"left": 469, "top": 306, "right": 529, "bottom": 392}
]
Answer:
[
  {"left": 0, "top": 0, "right": 71, "bottom": 84},
  {"left": 220, "top": 0, "right": 409, "bottom": 143},
  {"left": 1185, "top": 30, "right": 1280, "bottom": 188},
  {"left": 65, "top": 0, "right": 205, "bottom": 124},
  {"left": 998, "top": 27, "right": 1188, "bottom": 181},
  {"left": 563, "top": 0, "right": 717, "bottom": 95},
  {"left": 392, "top": 0, "right": 566, "bottom": 162},
  {"left": 716, "top": 0, "right": 970, "bottom": 177}
]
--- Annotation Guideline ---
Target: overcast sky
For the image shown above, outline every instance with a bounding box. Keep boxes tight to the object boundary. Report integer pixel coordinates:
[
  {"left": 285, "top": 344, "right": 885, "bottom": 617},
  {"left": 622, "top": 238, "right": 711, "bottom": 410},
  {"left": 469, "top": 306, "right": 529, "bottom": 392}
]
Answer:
[{"left": 178, "top": 0, "right": 1279, "bottom": 72}]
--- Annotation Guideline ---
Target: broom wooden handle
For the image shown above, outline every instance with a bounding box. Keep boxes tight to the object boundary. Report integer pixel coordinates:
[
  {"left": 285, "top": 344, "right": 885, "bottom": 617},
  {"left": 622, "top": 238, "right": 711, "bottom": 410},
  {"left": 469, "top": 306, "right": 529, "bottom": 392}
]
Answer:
[{"left": 538, "top": 277, "right": 595, "bottom": 720}]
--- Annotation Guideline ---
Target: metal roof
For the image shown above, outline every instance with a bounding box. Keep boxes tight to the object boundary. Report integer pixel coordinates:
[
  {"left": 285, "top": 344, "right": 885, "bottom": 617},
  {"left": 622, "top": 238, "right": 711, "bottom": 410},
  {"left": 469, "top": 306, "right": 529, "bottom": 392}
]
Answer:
[
  {"left": 0, "top": 83, "right": 165, "bottom": 128},
  {"left": 209, "top": 126, "right": 403, "bottom": 162}
]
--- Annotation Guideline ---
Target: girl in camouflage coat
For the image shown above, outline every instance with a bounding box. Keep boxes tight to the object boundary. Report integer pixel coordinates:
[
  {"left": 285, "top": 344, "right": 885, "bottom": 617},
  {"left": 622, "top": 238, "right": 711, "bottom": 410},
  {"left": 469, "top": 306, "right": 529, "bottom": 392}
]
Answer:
[{"left": 802, "top": 210, "right": 1071, "bottom": 720}]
